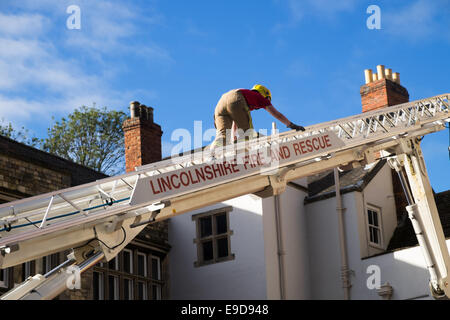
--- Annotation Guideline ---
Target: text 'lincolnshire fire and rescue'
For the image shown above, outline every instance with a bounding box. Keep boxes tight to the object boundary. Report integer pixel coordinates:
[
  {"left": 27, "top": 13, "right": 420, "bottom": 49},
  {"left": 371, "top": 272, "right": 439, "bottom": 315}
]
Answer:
[{"left": 149, "top": 134, "right": 333, "bottom": 195}]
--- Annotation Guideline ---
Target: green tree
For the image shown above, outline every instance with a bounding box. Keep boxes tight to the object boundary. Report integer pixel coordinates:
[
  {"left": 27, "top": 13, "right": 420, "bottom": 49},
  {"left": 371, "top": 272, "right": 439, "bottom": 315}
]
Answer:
[
  {"left": 0, "top": 118, "right": 39, "bottom": 147},
  {"left": 42, "top": 106, "right": 127, "bottom": 175}
]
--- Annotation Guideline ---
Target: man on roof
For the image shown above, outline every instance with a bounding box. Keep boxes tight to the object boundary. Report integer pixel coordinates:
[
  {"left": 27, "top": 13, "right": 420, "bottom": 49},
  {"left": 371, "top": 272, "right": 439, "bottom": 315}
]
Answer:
[{"left": 211, "top": 84, "right": 305, "bottom": 149}]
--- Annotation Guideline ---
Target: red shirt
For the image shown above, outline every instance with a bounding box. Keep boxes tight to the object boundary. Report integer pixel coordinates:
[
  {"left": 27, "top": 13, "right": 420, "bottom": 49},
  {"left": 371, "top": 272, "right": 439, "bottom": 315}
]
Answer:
[{"left": 238, "top": 89, "right": 272, "bottom": 111}]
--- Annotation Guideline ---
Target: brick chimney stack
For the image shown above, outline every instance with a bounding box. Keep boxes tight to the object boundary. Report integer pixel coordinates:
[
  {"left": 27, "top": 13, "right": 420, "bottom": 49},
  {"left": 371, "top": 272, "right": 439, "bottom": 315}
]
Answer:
[
  {"left": 360, "top": 65, "right": 410, "bottom": 225},
  {"left": 360, "top": 65, "right": 409, "bottom": 112},
  {"left": 123, "top": 101, "right": 163, "bottom": 173}
]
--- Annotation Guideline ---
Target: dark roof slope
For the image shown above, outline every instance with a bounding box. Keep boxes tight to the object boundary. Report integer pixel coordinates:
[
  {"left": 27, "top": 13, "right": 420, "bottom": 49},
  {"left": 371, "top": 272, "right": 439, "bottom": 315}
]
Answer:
[
  {"left": 304, "top": 160, "right": 387, "bottom": 204},
  {"left": 0, "top": 135, "right": 108, "bottom": 186},
  {"left": 387, "top": 190, "right": 450, "bottom": 251}
]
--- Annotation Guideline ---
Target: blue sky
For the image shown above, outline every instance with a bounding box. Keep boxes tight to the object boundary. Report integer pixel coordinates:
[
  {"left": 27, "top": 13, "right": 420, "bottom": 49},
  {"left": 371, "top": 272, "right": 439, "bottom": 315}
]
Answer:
[{"left": 0, "top": 0, "right": 449, "bottom": 191}]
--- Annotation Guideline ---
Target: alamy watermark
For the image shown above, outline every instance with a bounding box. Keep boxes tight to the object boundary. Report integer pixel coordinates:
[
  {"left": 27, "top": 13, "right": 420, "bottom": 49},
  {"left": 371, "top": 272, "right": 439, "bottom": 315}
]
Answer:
[
  {"left": 366, "top": 5, "right": 381, "bottom": 30},
  {"left": 66, "top": 5, "right": 81, "bottom": 30},
  {"left": 168, "top": 121, "right": 284, "bottom": 173},
  {"left": 366, "top": 264, "right": 381, "bottom": 289}
]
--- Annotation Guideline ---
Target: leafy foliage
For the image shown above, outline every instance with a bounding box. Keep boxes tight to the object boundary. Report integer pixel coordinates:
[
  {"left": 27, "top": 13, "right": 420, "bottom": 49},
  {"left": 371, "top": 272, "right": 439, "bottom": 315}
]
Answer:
[
  {"left": 41, "top": 106, "right": 127, "bottom": 175},
  {"left": 0, "top": 118, "right": 39, "bottom": 147}
]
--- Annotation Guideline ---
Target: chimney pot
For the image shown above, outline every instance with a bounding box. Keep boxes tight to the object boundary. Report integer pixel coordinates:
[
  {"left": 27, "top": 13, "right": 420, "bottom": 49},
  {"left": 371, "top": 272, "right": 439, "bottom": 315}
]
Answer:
[
  {"left": 392, "top": 72, "right": 400, "bottom": 84},
  {"left": 364, "top": 69, "right": 373, "bottom": 84},
  {"left": 139, "top": 104, "right": 148, "bottom": 120},
  {"left": 377, "top": 65, "right": 386, "bottom": 80},
  {"left": 147, "top": 106, "right": 154, "bottom": 123},
  {"left": 130, "top": 101, "right": 140, "bottom": 118},
  {"left": 385, "top": 68, "right": 393, "bottom": 80},
  {"left": 372, "top": 73, "right": 378, "bottom": 82}
]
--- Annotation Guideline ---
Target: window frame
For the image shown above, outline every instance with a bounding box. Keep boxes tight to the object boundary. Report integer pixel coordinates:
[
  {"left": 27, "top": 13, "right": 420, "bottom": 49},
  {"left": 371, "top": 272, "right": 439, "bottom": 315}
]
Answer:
[
  {"left": 93, "top": 271, "right": 105, "bottom": 300},
  {"left": 137, "top": 252, "right": 148, "bottom": 277},
  {"left": 22, "top": 261, "right": 34, "bottom": 281},
  {"left": 192, "top": 206, "right": 234, "bottom": 267},
  {"left": 108, "top": 256, "right": 119, "bottom": 271},
  {"left": 136, "top": 280, "right": 148, "bottom": 300},
  {"left": 122, "top": 277, "right": 134, "bottom": 300},
  {"left": 42, "top": 254, "right": 59, "bottom": 275},
  {"left": 93, "top": 246, "right": 165, "bottom": 300},
  {"left": 0, "top": 268, "right": 9, "bottom": 288},
  {"left": 107, "top": 274, "right": 120, "bottom": 300},
  {"left": 122, "top": 248, "right": 133, "bottom": 274},
  {"left": 366, "top": 204, "right": 384, "bottom": 249},
  {"left": 151, "top": 283, "right": 162, "bottom": 300},
  {"left": 150, "top": 255, "right": 161, "bottom": 281}
]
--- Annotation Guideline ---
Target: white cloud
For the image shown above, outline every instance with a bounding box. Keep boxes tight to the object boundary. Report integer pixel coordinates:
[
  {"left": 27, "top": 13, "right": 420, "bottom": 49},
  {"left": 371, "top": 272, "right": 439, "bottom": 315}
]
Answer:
[
  {"left": 273, "top": 0, "right": 358, "bottom": 32},
  {"left": 0, "top": 1, "right": 172, "bottom": 134},
  {"left": 382, "top": 1, "right": 443, "bottom": 41},
  {"left": 0, "top": 12, "right": 49, "bottom": 37}
]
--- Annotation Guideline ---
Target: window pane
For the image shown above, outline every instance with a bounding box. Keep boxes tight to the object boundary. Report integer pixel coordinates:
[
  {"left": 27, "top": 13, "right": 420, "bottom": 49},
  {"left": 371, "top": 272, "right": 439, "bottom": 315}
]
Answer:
[
  {"left": 22, "top": 262, "right": 31, "bottom": 281},
  {"left": 123, "top": 250, "right": 133, "bottom": 274},
  {"left": 217, "top": 237, "right": 229, "bottom": 258},
  {"left": 0, "top": 268, "right": 8, "bottom": 288},
  {"left": 373, "top": 228, "right": 379, "bottom": 244},
  {"left": 368, "top": 210, "right": 373, "bottom": 225},
  {"left": 93, "top": 272, "right": 99, "bottom": 299},
  {"left": 216, "top": 214, "right": 227, "bottom": 234},
  {"left": 200, "top": 216, "right": 212, "bottom": 237},
  {"left": 369, "top": 227, "right": 374, "bottom": 243},
  {"left": 124, "top": 278, "right": 134, "bottom": 300},
  {"left": 202, "top": 241, "right": 213, "bottom": 261},
  {"left": 108, "top": 257, "right": 118, "bottom": 270},
  {"left": 137, "top": 281, "right": 147, "bottom": 300},
  {"left": 373, "top": 211, "right": 378, "bottom": 226},
  {"left": 42, "top": 256, "right": 48, "bottom": 273},
  {"left": 137, "top": 253, "right": 147, "bottom": 277},
  {"left": 51, "top": 254, "right": 59, "bottom": 269},
  {"left": 369, "top": 226, "right": 381, "bottom": 244},
  {"left": 152, "top": 284, "right": 161, "bottom": 300},
  {"left": 108, "top": 275, "right": 119, "bottom": 300},
  {"left": 93, "top": 272, "right": 104, "bottom": 300},
  {"left": 151, "top": 257, "right": 160, "bottom": 280}
]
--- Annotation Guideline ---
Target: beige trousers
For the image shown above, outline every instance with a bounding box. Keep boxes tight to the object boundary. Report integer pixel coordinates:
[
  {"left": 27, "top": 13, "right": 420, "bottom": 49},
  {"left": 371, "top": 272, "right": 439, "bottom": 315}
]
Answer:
[{"left": 212, "top": 89, "right": 253, "bottom": 147}]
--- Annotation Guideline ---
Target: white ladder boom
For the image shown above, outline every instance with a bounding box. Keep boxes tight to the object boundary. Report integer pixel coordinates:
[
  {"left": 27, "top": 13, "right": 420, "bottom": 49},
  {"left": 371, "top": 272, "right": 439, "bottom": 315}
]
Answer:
[{"left": 0, "top": 93, "right": 448, "bottom": 299}]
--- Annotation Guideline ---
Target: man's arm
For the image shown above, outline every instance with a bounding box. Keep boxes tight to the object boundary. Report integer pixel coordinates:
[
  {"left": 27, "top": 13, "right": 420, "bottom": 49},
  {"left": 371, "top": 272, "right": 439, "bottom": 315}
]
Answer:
[
  {"left": 265, "top": 105, "right": 305, "bottom": 131},
  {"left": 265, "top": 105, "right": 291, "bottom": 126}
]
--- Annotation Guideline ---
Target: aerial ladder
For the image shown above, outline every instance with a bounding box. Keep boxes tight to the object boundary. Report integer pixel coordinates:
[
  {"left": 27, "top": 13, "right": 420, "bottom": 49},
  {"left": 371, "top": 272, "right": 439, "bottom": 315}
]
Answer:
[{"left": 0, "top": 93, "right": 448, "bottom": 300}]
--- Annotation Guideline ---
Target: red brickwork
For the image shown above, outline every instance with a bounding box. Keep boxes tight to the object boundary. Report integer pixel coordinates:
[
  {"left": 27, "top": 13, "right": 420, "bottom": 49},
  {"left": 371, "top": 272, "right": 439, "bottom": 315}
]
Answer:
[
  {"left": 360, "top": 79, "right": 409, "bottom": 112},
  {"left": 123, "top": 113, "right": 163, "bottom": 173}
]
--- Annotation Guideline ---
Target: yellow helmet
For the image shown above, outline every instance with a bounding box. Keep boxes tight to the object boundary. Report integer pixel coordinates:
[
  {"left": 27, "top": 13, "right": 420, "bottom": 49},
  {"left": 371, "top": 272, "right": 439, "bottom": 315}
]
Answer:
[{"left": 251, "top": 84, "right": 272, "bottom": 101}]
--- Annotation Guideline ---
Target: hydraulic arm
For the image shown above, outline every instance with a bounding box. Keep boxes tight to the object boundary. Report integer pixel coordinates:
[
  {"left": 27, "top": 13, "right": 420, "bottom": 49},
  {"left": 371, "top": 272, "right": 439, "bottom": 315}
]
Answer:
[{"left": 389, "top": 138, "right": 450, "bottom": 298}]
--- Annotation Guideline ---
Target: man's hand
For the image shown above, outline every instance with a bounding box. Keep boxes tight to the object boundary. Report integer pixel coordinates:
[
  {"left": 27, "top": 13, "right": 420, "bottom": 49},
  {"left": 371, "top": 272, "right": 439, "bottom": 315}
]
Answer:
[{"left": 287, "top": 122, "right": 306, "bottom": 131}]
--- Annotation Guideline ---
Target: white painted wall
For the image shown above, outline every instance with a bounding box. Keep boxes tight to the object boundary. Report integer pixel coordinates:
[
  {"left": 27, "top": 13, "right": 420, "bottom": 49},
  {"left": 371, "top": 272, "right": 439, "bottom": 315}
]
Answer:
[
  {"left": 304, "top": 163, "right": 440, "bottom": 299},
  {"left": 359, "top": 164, "right": 398, "bottom": 258},
  {"left": 305, "top": 192, "right": 360, "bottom": 299},
  {"left": 261, "top": 180, "right": 310, "bottom": 299},
  {"left": 168, "top": 194, "right": 267, "bottom": 299},
  {"left": 343, "top": 242, "right": 446, "bottom": 300},
  {"left": 168, "top": 162, "right": 442, "bottom": 300}
]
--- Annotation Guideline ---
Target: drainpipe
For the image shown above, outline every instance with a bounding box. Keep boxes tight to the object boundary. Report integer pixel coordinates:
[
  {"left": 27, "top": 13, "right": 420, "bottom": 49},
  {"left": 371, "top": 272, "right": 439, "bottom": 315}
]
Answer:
[
  {"left": 274, "top": 194, "right": 286, "bottom": 300},
  {"left": 271, "top": 122, "right": 286, "bottom": 300},
  {"left": 334, "top": 168, "right": 351, "bottom": 299}
]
